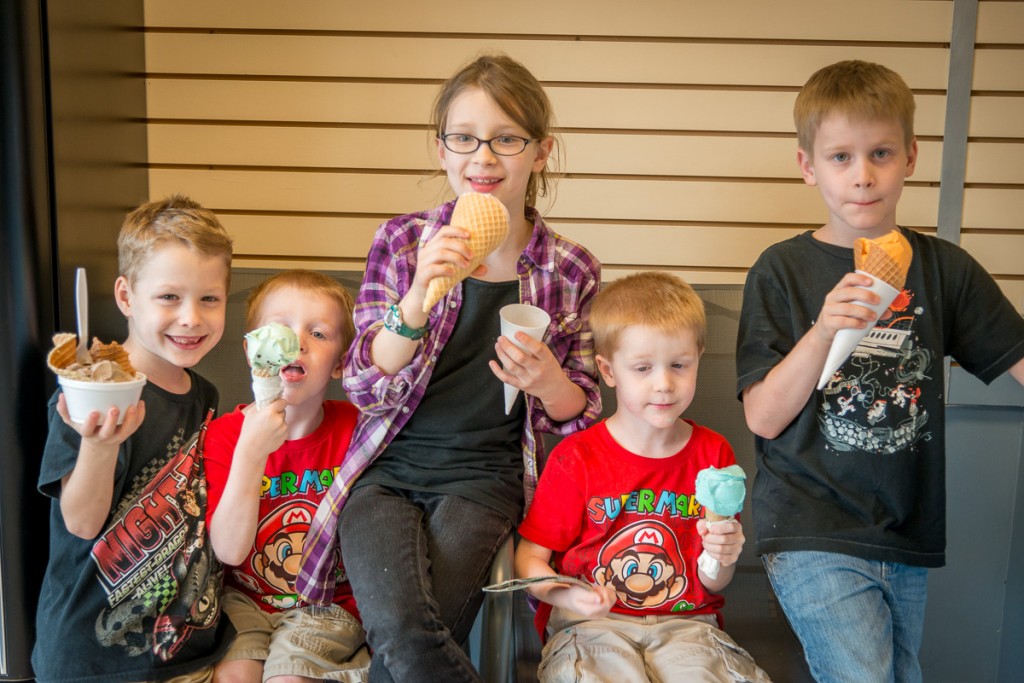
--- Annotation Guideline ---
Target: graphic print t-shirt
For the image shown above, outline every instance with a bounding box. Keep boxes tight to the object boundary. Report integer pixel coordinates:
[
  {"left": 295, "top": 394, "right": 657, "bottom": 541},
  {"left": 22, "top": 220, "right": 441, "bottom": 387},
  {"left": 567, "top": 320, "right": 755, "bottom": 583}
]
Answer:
[
  {"left": 204, "top": 400, "right": 359, "bottom": 616},
  {"left": 518, "top": 420, "right": 735, "bottom": 637},
  {"left": 34, "top": 372, "right": 232, "bottom": 683}
]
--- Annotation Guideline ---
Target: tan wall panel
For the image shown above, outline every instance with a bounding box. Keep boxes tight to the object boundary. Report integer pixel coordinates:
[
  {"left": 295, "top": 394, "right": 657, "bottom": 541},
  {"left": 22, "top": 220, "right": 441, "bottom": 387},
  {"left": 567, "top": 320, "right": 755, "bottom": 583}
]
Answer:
[
  {"left": 145, "top": 123, "right": 946, "bottom": 181},
  {"left": 961, "top": 232, "right": 1024, "bottom": 277},
  {"left": 224, "top": 215, "right": 380, "bottom": 259},
  {"left": 962, "top": 188, "right": 1024, "bottom": 231},
  {"left": 143, "top": 0, "right": 951, "bottom": 42},
  {"left": 145, "top": 33, "right": 952, "bottom": 89},
  {"left": 973, "top": 49, "right": 1024, "bottom": 92},
  {"left": 146, "top": 79, "right": 950, "bottom": 136},
  {"left": 964, "top": 141, "right": 1024, "bottom": 184},
  {"left": 969, "top": 96, "right": 1024, "bottom": 139},
  {"left": 977, "top": 2, "right": 1024, "bottom": 45},
  {"left": 149, "top": 168, "right": 941, "bottom": 227}
]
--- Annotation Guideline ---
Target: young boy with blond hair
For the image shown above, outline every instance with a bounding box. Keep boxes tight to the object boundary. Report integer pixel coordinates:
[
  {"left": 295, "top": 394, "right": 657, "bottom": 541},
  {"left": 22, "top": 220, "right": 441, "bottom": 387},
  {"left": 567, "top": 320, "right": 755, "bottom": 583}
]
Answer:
[
  {"left": 516, "top": 272, "right": 771, "bottom": 683},
  {"left": 204, "top": 270, "right": 369, "bottom": 682},
  {"left": 35, "top": 195, "right": 235, "bottom": 682},
  {"left": 737, "top": 60, "right": 1024, "bottom": 682}
]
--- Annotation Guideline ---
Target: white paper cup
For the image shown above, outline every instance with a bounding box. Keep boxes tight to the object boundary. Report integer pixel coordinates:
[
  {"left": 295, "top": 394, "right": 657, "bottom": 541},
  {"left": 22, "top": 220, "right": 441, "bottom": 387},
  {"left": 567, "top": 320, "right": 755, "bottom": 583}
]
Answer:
[
  {"left": 499, "top": 304, "right": 551, "bottom": 414},
  {"left": 59, "top": 373, "right": 146, "bottom": 425},
  {"left": 816, "top": 271, "right": 900, "bottom": 390}
]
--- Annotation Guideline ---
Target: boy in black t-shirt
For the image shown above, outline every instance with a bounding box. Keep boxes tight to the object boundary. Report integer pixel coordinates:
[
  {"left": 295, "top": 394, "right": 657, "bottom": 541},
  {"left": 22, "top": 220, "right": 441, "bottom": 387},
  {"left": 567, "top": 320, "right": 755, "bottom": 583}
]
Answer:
[
  {"left": 35, "top": 195, "right": 234, "bottom": 683},
  {"left": 736, "top": 60, "right": 1024, "bottom": 683}
]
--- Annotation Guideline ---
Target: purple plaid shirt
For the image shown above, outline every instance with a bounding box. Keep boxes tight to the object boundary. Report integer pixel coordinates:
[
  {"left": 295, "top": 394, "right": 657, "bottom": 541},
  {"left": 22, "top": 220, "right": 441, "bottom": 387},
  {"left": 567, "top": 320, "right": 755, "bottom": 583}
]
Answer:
[{"left": 296, "top": 200, "right": 603, "bottom": 604}]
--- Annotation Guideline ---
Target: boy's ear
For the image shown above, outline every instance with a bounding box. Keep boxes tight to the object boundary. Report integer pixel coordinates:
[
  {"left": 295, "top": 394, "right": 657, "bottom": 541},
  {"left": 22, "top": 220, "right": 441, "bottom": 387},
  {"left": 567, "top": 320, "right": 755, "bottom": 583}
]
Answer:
[
  {"left": 114, "top": 276, "right": 132, "bottom": 316},
  {"left": 796, "top": 147, "right": 817, "bottom": 186},
  {"left": 905, "top": 137, "right": 919, "bottom": 178},
  {"left": 595, "top": 354, "right": 616, "bottom": 387}
]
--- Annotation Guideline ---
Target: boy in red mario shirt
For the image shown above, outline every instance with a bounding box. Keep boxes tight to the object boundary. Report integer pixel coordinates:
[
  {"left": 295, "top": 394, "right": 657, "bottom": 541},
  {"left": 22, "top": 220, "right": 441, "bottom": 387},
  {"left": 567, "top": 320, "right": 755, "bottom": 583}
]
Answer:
[
  {"left": 204, "top": 270, "right": 368, "bottom": 682},
  {"left": 515, "top": 273, "right": 770, "bottom": 682}
]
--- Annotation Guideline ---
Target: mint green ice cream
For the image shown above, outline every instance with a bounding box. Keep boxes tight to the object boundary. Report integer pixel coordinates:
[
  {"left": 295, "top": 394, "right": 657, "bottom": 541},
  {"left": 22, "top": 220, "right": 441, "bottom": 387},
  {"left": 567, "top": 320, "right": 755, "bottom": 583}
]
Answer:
[
  {"left": 695, "top": 464, "right": 747, "bottom": 517},
  {"left": 245, "top": 322, "right": 299, "bottom": 372}
]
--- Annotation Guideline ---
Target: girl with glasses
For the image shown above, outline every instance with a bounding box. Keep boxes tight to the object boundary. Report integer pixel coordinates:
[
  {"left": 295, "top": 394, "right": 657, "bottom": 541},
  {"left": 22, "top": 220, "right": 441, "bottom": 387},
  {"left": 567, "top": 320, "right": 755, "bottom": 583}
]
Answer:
[{"left": 297, "top": 54, "right": 602, "bottom": 682}]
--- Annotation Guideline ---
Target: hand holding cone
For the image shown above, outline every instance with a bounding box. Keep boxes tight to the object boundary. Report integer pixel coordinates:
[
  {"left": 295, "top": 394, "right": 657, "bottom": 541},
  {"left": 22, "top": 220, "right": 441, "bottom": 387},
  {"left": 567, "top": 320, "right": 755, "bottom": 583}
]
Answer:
[
  {"left": 695, "top": 465, "right": 747, "bottom": 580},
  {"left": 817, "top": 230, "right": 913, "bottom": 390},
  {"left": 422, "top": 192, "right": 510, "bottom": 313}
]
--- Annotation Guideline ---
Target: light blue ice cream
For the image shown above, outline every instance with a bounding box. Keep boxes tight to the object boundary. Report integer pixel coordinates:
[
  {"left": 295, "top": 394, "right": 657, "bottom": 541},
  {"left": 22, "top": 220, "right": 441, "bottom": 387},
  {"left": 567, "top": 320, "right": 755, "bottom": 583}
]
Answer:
[{"left": 695, "top": 464, "right": 747, "bottom": 517}]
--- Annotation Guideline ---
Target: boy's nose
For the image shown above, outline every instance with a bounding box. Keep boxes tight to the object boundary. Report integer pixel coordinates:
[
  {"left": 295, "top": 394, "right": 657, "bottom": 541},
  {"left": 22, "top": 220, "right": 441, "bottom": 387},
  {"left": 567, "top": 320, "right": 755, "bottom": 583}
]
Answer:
[
  {"left": 178, "top": 301, "right": 202, "bottom": 327},
  {"left": 853, "top": 159, "right": 875, "bottom": 187}
]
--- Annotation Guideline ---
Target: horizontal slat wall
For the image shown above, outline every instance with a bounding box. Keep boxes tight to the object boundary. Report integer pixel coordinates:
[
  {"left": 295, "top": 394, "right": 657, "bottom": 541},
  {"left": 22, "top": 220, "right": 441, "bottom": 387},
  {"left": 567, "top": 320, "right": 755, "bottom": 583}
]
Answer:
[
  {"left": 968, "top": 0, "right": 1024, "bottom": 308},
  {"left": 142, "top": 0, "right": 1023, "bottom": 308}
]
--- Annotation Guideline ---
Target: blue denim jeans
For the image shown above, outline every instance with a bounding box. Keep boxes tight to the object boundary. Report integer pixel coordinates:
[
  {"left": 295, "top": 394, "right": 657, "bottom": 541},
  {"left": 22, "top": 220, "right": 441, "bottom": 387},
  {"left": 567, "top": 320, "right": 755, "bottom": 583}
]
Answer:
[
  {"left": 339, "top": 485, "right": 513, "bottom": 683},
  {"left": 763, "top": 551, "right": 928, "bottom": 683}
]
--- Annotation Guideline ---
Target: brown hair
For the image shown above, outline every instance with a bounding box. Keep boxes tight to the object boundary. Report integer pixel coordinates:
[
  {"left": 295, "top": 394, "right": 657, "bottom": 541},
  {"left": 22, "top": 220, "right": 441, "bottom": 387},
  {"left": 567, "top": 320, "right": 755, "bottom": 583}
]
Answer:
[
  {"left": 431, "top": 53, "right": 557, "bottom": 207},
  {"left": 591, "top": 272, "right": 706, "bottom": 357},
  {"left": 118, "top": 194, "right": 233, "bottom": 286},
  {"left": 245, "top": 270, "right": 356, "bottom": 353},
  {"left": 794, "top": 60, "right": 916, "bottom": 153}
]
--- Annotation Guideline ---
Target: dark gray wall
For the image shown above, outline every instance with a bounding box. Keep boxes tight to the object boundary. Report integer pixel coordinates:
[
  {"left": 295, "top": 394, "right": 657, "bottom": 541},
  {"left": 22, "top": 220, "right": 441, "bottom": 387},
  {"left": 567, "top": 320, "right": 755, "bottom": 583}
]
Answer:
[
  {"left": 922, "top": 370, "right": 1024, "bottom": 683},
  {"left": 46, "top": 0, "right": 149, "bottom": 340},
  {"left": 0, "top": 0, "right": 147, "bottom": 678}
]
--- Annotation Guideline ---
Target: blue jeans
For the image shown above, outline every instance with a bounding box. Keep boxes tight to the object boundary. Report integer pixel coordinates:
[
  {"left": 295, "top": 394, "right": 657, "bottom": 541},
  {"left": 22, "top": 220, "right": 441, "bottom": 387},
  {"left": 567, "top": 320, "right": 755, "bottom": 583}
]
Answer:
[
  {"left": 763, "top": 551, "right": 928, "bottom": 683},
  {"left": 339, "top": 485, "right": 513, "bottom": 683}
]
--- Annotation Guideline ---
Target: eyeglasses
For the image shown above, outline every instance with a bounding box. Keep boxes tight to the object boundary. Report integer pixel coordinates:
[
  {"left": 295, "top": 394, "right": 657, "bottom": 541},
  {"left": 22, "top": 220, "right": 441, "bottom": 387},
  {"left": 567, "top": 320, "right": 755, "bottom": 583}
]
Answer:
[{"left": 439, "top": 133, "right": 535, "bottom": 156}]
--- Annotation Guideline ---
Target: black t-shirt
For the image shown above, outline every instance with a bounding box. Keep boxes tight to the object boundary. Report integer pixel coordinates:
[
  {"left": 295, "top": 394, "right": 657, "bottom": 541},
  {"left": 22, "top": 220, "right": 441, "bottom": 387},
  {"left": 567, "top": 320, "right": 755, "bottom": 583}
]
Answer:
[
  {"left": 34, "top": 370, "right": 233, "bottom": 683},
  {"left": 736, "top": 229, "right": 1024, "bottom": 567},
  {"left": 357, "top": 278, "right": 525, "bottom": 523}
]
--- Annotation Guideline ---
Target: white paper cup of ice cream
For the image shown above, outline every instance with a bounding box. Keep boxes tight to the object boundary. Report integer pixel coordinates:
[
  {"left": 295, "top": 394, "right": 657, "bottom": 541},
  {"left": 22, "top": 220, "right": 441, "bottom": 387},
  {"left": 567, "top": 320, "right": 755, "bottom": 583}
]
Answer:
[{"left": 58, "top": 373, "right": 147, "bottom": 425}]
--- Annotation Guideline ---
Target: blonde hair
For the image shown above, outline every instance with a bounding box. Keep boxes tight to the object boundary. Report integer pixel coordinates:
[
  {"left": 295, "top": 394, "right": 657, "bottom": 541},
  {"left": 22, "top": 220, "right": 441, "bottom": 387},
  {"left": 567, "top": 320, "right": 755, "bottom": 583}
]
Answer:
[
  {"left": 431, "top": 53, "right": 556, "bottom": 208},
  {"left": 591, "top": 272, "right": 706, "bottom": 357},
  {"left": 245, "top": 270, "right": 356, "bottom": 353},
  {"left": 118, "top": 194, "right": 233, "bottom": 286},
  {"left": 794, "top": 60, "right": 916, "bottom": 153}
]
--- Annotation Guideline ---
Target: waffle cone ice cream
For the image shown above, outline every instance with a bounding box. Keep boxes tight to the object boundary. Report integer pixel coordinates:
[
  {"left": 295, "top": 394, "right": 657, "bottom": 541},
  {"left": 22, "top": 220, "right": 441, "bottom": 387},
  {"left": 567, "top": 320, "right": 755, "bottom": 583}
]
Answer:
[
  {"left": 47, "top": 333, "right": 138, "bottom": 382},
  {"left": 816, "top": 231, "right": 913, "bottom": 390},
  {"left": 853, "top": 229, "right": 912, "bottom": 290},
  {"left": 422, "top": 192, "right": 510, "bottom": 312}
]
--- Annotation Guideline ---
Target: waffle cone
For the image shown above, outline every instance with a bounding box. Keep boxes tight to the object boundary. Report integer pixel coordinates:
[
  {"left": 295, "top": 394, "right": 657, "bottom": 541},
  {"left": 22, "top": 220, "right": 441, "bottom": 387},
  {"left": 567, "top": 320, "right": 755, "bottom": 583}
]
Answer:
[
  {"left": 89, "top": 339, "right": 136, "bottom": 376},
  {"left": 46, "top": 333, "right": 79, "bottom": 373},
  {"left": 422, "top": 193, "right": 510, "bottom": 312},
  {"left": 251, "top": 366, "right": 280, "bottom": 379},
  {"left": 853, "top": 230, "right": 912, "bottom": 290},
  {"left": 704, "top": 511, "right": 733, "bottom": 524}
]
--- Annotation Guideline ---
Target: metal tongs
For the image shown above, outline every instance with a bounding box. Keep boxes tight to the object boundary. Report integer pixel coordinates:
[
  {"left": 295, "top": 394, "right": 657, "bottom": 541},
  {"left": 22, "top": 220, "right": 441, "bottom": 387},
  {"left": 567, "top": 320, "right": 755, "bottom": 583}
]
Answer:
[
  {"left": 483, "top": 574, "right": 596, "bottom": 593},
  {"left": 75, "top": 267, "right": 92, "bottom": 365}
]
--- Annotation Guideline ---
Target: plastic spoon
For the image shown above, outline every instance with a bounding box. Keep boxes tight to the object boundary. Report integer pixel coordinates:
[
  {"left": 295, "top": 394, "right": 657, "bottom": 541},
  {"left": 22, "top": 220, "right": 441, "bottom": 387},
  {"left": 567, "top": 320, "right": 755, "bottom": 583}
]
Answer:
[{"left": 75, "top": 268, "right": 92, "bottom": 365}]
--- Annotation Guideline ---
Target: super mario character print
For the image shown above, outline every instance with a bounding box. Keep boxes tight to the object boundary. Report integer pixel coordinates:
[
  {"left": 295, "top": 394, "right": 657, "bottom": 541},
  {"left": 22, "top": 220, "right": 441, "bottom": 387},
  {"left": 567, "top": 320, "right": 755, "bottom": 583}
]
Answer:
[
  {"left": 817, "top": 285, "right": 932, "bottom": 454},
  {"left": 239, "top": 499, "right": 317, "bottom": 609},
  {"left": 92, "top": 418, "right": 223, "bottom": 660},
  {"left": 593, "top": 520, "right": 687, "bottom": 610}
]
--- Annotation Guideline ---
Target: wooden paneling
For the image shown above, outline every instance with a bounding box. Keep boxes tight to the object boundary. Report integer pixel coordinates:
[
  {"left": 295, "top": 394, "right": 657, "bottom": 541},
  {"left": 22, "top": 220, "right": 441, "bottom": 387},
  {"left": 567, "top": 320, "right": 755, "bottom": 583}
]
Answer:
[
  {"left": 142, "top": 0, "right": 1024, "bottom": 308},
  {"left": 143, "top": 0, "right": 952, "bottom": 41}
]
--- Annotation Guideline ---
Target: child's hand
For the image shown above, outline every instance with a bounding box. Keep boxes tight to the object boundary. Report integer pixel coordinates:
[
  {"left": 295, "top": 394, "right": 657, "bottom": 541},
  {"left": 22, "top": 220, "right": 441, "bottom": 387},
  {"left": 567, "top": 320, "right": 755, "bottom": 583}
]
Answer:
[
  {"left": 697, "top": 518, "right": 745, "bottom": 568},
  {"left": 56, "top": 393, "right": 146, "bottom": 446},
  {"left": 410, "top": 225, "right": 486, "bottom": 305},
  {"left": 814, "top": 272, "right": 881, "bottom": 344},
  {"left": 238, "top": 398, "right": 288, "bottom": 460},
  {"left": 563, "top": 583, "right": 617, "bottom": 618},
  {"left": 489, "top": 333, "right": 563, "bottom": 401}
]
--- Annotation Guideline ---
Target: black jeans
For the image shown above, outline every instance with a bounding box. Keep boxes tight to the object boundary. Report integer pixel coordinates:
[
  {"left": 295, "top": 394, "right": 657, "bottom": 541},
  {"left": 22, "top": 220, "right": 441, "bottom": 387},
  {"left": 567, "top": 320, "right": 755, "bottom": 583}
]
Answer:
[{"left": 339, "top": 485, "right": 513, "bottom": 683}]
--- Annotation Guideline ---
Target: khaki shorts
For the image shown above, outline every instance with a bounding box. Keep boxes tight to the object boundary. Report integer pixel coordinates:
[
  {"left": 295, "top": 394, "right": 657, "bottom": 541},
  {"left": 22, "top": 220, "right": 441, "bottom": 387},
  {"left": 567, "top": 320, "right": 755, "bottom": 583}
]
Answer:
[
  {"left": 540, "top": 607, "right": 772, "bottom": 683},
  {"left": 220, "top": 587, "right": 370, "bottom": 682},
  {"left": 127, "top": 667, "right": 214, "bottom": 683}
]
